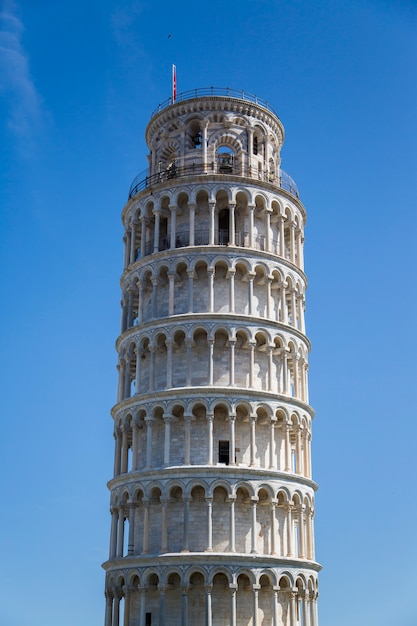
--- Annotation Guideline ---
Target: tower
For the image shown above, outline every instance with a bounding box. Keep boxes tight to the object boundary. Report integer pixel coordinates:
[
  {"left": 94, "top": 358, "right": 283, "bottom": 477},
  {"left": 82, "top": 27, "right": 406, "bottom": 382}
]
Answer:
[{"left": 103, "top": 87, "right": 320, "bottom": 626}]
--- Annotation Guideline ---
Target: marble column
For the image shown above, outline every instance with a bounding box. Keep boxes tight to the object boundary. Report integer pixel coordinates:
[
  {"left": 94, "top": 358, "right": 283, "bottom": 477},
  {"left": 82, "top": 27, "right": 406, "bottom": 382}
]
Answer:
[
  {"left": 250, "top": 498, "right": 258, "bottom": 553},
  {"left": 153, "top": 209, "right": 160, "bottom": 253},
  {"left": 127, "top": 503, "right": 135, "bottom": 555},
  {"left": 206, "top": 497, "right": 213, "bottom": 551},
  {"left": 229, "top": 584, "right": 237, "bottom": 626}
]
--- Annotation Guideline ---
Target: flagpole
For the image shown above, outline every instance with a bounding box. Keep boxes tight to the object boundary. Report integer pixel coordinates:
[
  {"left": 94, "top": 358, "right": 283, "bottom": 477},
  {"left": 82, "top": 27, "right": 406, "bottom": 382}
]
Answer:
[{"left": 172, "top": 64, "right": 177, "bottom": 103}]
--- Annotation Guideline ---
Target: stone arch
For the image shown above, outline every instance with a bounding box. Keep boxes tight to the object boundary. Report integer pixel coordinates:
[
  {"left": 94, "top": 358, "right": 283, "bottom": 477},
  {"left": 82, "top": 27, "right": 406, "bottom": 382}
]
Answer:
[
  {"left": 165, "top": 484, "right": 184, "bottom": 553},
  {"left": 258, "top": 571, "right": 275, "bottom": 625},
  {"left": 236, "top": 571, "right": 255, "bottom": 626},
  {"left": 235, "top": 400, "right": 251, "bottom": 466},
  {"left": 210, "top": 567, "right": 233, "bottom": 623},
  {"left": 188, "top": 483, "right": 207, "bottom": 552},
  {"left": 127, "top": 571, "right": 141, "bottom": 587},
  {"left": 235, "top": 327, "right": 251, "bottom": 387},
  {"left": 187, "top": 401, "right": 207, "bottom": 465},
  {"left": 212, "top": 326, "right": 230, "bottom": 386},
  {"left": 235, "top": 483, "right": 253, "bottom": 554},
  {"left": 212, "top": 258, "right": 230, "bottom": 313},
  {"left": 154, "top": 330, "right": 167, "bottom": 391},
  {"left": 212, "top": 131, "right": 243, "bottom": 172},
  {"left": 190, "top": 325, "right": 208, "bottom": 387},
  {"left": 187, "top": 570, "right": 206, "bottom": 624},
  {"left": 256, "top": 485, "right": 274, "bottom": 555},
  {"left": 172, "top": 260, "right": 189, "bottom": 316},
  {"left": 174, "top": 191, "right": 190, "bottom": 247},
  {"left": 253, "top": 330, "right": 270, "bottom": 392},
  {"left": 164, "top": 569, "right": 183, "bottom": 624},
  {"left": 212, "top": 483, "right": 230, "bottom": 551},
  {"left": 184, "top": 115, "right": 204, "bottom": 152},
  {"left": 159, "top": 139, "right": 180, "bottom": 168},
  {"left": 253, "top": 262, "right": 269, "bottom": 317},
  {"left": 212, "top": 401, "right": 232, "bottom": 465},
  {"left": 191, "top": 258, "right": 208, "bottom": 311},
  {"left": 172, "top": 328, "right": 187, "bottom": 388},
  {"left": 234, "top": 259, "right": 251, "bottom": 315}
]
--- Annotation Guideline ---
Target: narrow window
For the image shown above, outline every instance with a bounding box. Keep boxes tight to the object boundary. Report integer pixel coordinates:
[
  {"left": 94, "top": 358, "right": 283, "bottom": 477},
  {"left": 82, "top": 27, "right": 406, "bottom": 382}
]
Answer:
[
  {"left": 253, "top": 136, "right": 258, "bottom": 155},
  {"left": 219, "top": 440, "right": 230, "bottom": 464},
  {"left": 145, "top": 613, "right": 152, "bottom": 626},
  {"left": 218, "top": 208, "right": 229, "bottom": 245}
]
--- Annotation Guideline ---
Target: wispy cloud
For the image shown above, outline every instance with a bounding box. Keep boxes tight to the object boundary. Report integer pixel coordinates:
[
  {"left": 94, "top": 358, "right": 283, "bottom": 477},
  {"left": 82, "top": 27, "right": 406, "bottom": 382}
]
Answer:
[
  {"left": 0, "top": 0, "right": 42, "bottom": 148},
  {"left": 111, "top": 2, "right": 148, "bottom": 65}
]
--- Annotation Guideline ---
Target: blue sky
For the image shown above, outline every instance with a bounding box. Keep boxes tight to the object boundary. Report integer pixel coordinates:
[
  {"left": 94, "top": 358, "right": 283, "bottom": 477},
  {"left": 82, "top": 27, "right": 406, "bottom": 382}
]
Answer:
[{"left": 0, "top": 1, "right": 416, "bottom": 625}]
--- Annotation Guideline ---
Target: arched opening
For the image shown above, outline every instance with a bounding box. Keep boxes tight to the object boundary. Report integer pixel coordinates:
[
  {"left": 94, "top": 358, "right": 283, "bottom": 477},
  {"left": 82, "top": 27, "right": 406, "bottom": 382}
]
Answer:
[
  {"left": 190, "top": 403, "right": 207, "bottom": 465},
  {"left": 235, "top": 402, "right": 251, "bottom": 466},
  {"left": 235, "top": 487, "right": 251, "bottom": 553},
  {"left": 212, "top": 485, "right": 229, "bottom": 551},
  {"left": 145, "top": 573, "right": 160, "bottom": 625},
  {"left": 172, "top": 329, "right": 186, "bottom": 388},
  {"left": 212, "top": 572, "right": 230, "bottom": 624},
  {"left": 259, "top": 574, "right": 274, "bottom": 626},
  {"left": 166, "top": 572, "right": 182, "bottom": 625},
  {"left": 188, "top": 572, "right": 206, "bottom": 624},
  {"left": 148, "top": 488, "right": 162, "bottom": 553},
  {"left": 217, "top": 147, "right": 234, "bottom": 173},
  {"left": 213, "top": 328, "right": 229, "bottom": 386},
  {"left": 190, "top": 328, "right": 208, "bottom": 387},
  {"left": 236, "top": 574, "right": 252, "bottom": 626},
  {"left": 167, "top": 487, "right": 184, "bottom": 552},
  {"left": 189, "top": 486, "right": 206, "bottom": 551}
]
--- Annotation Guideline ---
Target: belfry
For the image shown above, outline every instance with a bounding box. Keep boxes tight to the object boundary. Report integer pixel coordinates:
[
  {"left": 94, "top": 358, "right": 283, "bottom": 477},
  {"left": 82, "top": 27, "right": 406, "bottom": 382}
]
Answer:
[{"left": 103, "top": 87, "right": 320, "bottom": 626}]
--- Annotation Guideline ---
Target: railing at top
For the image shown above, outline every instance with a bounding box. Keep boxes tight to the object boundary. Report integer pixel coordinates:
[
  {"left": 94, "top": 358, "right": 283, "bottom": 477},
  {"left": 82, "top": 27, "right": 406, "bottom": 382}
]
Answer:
[
  {"left": 128, "top": 162, "right": 299, "bottom": 200},
  {"left": 151, "top": 87, "right": 280, "bottom": 119}
]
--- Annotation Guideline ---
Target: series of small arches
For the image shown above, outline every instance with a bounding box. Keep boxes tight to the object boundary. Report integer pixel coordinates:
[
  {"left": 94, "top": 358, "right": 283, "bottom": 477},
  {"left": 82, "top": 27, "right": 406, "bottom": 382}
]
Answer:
[
  {"left": 121, "top": 255, "right": 306, "bottom": 335},
  {"left": 113, "top": 399, "right": 312, "bottom": 478},
  {"left": 104, "top": 568, "right": 319, "bottom": 626},
  {"left": 117, "top": 324, "right": 308, "bottom": 404},
  {"left": 123, "top": 186, "right": 304, "bottom": 268},
  {"left": 109, "top": 479, "right": 315, "bottom": 562}
]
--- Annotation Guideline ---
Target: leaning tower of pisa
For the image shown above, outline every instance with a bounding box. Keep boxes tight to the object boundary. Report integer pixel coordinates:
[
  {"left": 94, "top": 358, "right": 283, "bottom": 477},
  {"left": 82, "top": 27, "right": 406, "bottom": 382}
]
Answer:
[{"left": 103, "top": 87, "right": 320, "bottom": 626}]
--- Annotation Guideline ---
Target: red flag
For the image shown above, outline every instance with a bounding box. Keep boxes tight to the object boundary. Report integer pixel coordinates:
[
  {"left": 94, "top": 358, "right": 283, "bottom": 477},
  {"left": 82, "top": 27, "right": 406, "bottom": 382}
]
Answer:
[{"left": 172, "top": 64, "right": 177, "bottom": 102}]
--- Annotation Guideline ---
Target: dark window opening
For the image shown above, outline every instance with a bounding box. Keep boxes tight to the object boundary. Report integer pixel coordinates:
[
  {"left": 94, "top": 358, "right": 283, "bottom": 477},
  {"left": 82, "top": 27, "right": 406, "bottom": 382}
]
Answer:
[
  {"left": 146, "top": 613, "right": 152, "bottom": 626},
  {"left": 253, "top": 136, "right": 258, "bottom": 155},
  {"left": 218, "top": 208, "right": 229, "bottom": 245},
  {"left": 159, "top": 217, "right": 168, "bottom": 250},
  {"left": 219, "top": 440, "right": 230, "bottom": 464}
]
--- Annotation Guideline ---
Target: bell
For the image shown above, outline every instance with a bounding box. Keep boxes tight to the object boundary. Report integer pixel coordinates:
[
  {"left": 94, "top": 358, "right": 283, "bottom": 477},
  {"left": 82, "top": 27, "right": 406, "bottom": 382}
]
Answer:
[{"left": 193, "top": 132, "right": 202, "bottom": 147}]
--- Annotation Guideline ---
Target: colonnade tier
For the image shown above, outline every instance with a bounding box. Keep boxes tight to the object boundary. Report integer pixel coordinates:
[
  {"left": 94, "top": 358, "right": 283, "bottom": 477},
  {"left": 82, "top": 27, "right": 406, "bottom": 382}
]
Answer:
[
  {"left": 107, "top": 477, "right": 315, "bottom": 561},
  {"left": 119, "top": 251, "right": 306, "bottom": 336},
  {"left": 110, "top": 394, "right": 313, "bottom": 478},
  {"left": 104, "top": 564, "right": 319, "bottom": 626},
  {"left": 117, "top": 320, "right": 308, "bottom": 401},
  {"left": 122, "top": 183, "right": 305, "bottom": 270}
]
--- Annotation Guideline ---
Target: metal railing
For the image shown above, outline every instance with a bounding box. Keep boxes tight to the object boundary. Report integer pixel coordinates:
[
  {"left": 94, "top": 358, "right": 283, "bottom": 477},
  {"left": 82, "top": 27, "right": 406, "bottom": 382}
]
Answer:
[
  {"left": 136, "top": 230, "right": 275, "bottom": 261},
  {"left": 151, "top": 87, "right": 280, "bottom": 119},
  {"left": 128, "top": 163, "right": 299, "bottom": 200}
]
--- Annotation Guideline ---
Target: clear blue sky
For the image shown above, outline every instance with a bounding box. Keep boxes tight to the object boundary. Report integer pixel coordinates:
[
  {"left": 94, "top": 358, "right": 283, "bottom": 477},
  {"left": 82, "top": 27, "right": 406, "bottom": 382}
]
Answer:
[{"left": 1, "top": 1, "right": 416, "bottom": 625}]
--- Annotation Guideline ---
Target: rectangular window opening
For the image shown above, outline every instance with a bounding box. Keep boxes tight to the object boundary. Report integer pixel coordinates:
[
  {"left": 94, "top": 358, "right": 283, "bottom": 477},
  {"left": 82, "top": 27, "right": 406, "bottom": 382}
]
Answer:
[{"left": 218, "top": 440, "right": 230, "bottom": 465}]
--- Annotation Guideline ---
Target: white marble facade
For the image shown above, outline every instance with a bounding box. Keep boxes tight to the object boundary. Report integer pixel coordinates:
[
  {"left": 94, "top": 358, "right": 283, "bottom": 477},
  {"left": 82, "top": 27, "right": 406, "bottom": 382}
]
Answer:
[{"left": 103, "top": 88, "right": 320, "bottom": 626}]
